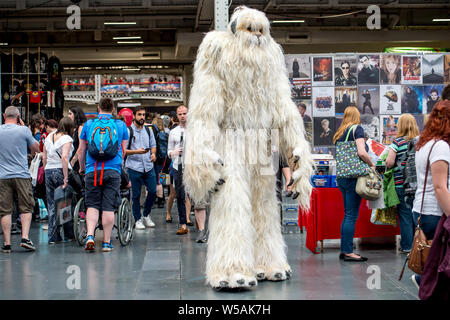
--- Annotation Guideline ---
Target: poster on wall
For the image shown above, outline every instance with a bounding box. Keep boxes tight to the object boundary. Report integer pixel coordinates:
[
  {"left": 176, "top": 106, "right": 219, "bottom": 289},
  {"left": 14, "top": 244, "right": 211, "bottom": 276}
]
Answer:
[
  {"left": 311, "top": 56, "right": 334, "bottom": 86},
  {"left": 357, "top": 85, "right": 379, "bottom": 115},
  {"left": 313, "top": 117, "right": 335, "bottom": 146},
  {"left": 312, "top": 86, "right": 335, "bottom": 117},
  {"left": 379, "top": 85, "right": 401, "bottom": 114},
  {"left": 423, "top": 84, "right": 444, "bottom": 113},
  {"left": 444, "top": 55, "right": 450, "bottom": 84},
  {"left": 401, "top": 85, "right": 423, "bottom": 114},
  {"left": 422, "top": 54, "right": 444, "bottom": 84},
  {"left": 380, "top": 54, "right": 401, "bottom": 84},
  {"left": 402, "top": 55, "right": 422, "bottom": 84},
  {"left": 334, "top": 55, "right": 357, "bottom": 86},
  {"left": 381, "top": 115, "right": 399, "bottom": 145},
  {"left": 357, "top": 54, "right": 380, "bottom": 84},
  {"left": 294, "top": 99, "right": 312, "bottom": 144},
  {"left": 285, "top": 54, "right": 311, "bottom": 79},
  {"left": 361, "top": 114, "right": 381, "bottom": 142},
  {"left": 335, "top": 87, "right": 357, "bottom": 115},
  {"left": 414, "top": 114, "right": 425, "bottom": 132},
  {"left": 290, "top": 78, "right": 312, "bottom": 99}
]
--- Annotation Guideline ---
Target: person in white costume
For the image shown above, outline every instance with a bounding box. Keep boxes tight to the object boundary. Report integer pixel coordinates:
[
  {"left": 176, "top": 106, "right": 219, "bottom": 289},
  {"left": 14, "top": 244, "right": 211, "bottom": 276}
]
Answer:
[{"left": 183, "top": 6, "right": 313, "bottom": 290}]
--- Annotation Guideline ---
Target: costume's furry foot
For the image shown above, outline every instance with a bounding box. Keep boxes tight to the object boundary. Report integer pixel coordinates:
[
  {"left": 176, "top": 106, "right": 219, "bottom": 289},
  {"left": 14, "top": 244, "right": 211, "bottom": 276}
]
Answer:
[
  {"left": 255, "top": 265, "right": 292, "bottom": 282},
  {"left": 209, "top": 273, "right": 257, "bottom": 291}
]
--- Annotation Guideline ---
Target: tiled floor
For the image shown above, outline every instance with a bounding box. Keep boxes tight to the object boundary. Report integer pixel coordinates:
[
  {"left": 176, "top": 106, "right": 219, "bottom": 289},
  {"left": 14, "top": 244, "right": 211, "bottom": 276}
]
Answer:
[{"left": 0, "top": 206, "right": 419, "bottom": 300}]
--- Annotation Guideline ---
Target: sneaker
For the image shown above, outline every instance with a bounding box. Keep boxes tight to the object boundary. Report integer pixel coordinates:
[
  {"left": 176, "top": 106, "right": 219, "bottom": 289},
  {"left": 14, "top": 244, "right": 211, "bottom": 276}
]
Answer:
[
  {"left": 143, "top": 216, "right": 155, "bottom": 228},
  {"left": 42, "top": 224, "right": 48, "bottom": 230},
  {"left": 2, "top": 244, "right": 11, "bottom": 253},
  {"left": 84, "top": 235, "right": 95, "bottom": 251},
  {"left": 411, "top": 274, "right": 420, "bottom": 290},
  {"left": 102, "top": 242, "right": 114, "bottom": 252},
  {"left": 196, "top": 229, "right": 208, "bottom": 243},
  {"left": 135, "top": 219, "right": 146, "bottom": 230},
  {"left": 20, "top": 238, "right": 36, "bottom": 251}
]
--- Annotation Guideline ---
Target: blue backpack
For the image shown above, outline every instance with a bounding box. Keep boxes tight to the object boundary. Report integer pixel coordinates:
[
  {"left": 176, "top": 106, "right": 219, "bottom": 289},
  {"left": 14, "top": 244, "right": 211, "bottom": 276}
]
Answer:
[
  {"left": 87, "top": 116, "right": 120, "bottom": 186},
  {"left": 157, "top": 130, "right": 168, "bottom": 160}
]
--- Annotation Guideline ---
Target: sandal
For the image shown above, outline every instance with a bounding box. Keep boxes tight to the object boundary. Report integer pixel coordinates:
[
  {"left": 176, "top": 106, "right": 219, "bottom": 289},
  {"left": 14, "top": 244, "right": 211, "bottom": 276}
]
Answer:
[{"left": 166, "top": 217, "right": 173, "bottom": 223}]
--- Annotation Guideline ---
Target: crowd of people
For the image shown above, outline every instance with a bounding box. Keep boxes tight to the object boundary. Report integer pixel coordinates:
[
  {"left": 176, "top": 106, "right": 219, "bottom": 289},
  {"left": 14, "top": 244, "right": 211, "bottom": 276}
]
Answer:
[{"left": 1, "top": 84, "right": 449, "bottom": 299}]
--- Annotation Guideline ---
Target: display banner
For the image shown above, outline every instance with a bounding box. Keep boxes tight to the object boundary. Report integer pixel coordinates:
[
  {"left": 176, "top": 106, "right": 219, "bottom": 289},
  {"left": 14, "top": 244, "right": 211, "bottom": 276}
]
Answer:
[{"left": 402, "top": 55, "right": 423, "bottom": 84}]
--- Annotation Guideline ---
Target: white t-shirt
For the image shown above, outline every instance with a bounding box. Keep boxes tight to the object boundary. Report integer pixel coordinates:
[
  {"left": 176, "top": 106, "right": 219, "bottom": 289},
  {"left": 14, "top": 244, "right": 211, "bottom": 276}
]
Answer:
[
  {"left": 44, "top": 132, "right": 74, "bottom": 170},
  {"left": 167, "top": 125, "right": 185, "bottom": 170},
  {"left": 412, "top": 139, "right": 450, "bottom": 216}
]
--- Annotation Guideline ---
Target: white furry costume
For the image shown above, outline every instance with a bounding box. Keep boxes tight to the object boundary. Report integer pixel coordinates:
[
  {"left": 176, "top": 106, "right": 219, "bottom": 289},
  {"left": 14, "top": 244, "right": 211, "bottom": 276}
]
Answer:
[{"left": 184, "top": 6, "right": 313, "bottom": 289}]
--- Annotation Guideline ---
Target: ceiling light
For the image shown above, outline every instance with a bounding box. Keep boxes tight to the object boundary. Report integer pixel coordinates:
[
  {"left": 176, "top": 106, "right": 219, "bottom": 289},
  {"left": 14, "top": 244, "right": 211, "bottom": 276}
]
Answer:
[
  {"left": 104, "top": 22, "right": 137, "bottom": 25},
  {"left": 433, "top": 18, "right": 450, "bottom": 22},
  {"left": 0, "top": 43, "right": 8, "bottom": 46},
  {"left": 122, "top": 68, "right": 140, "bottom": 71},
  {"left": 164, "top": 100, "right": 170, "bottom": 103},
  {"left": 272, "top": 20, "right": 305, "bottom": 23},
  {"left": 113, "top": 36, "right": 141, "bottom": 40},
  {"left": 117, "top": 41, "right": 144, "bottom": 44}
]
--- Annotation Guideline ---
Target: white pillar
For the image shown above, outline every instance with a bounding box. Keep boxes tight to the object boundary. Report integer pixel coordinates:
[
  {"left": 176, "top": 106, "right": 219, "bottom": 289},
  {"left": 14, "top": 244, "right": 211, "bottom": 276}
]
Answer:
[{"left": 214, "top": 0, "right": 229, "bottom": 31}]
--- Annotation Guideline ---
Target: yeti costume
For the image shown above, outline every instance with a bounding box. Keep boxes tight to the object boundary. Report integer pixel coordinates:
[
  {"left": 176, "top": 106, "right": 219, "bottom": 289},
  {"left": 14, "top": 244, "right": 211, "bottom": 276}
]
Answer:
[{"left": 183, "top": 6, "right": 313, "bottom": 290}]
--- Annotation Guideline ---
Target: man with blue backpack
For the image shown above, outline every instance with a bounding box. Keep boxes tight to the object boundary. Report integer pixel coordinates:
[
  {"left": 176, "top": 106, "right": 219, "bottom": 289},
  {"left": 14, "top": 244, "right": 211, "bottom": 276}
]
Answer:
[{"left": 77, "top": 98, "right": 129, "bottom": 252}]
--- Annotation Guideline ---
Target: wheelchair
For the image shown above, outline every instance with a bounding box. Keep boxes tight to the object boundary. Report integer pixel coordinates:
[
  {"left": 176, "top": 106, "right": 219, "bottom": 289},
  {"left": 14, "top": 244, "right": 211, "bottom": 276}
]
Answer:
[{"left": 72, "top": 173, "right": 134, "bottom": 247}]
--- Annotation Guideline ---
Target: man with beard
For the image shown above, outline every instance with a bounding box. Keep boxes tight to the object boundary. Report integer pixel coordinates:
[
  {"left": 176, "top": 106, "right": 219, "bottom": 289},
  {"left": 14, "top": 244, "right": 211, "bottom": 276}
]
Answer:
[
  {"left": 402, "top": 86, "right": 420, "bottom": 114},
  {"left": 124, "top": 106, "right": 157, "bottom": 230}
]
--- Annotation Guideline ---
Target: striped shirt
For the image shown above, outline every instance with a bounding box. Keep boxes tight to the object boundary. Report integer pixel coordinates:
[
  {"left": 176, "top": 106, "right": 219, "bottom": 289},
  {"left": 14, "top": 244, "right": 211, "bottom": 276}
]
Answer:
[{"left": 390, "top": 136, "right": 410, "bottom": 188}]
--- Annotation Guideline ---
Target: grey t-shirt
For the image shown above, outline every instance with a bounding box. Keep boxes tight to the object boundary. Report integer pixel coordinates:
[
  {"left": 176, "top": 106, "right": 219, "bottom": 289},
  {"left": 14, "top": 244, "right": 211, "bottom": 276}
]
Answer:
[{"left": 0, "top": 124, "right": 37, "bottom": 179}]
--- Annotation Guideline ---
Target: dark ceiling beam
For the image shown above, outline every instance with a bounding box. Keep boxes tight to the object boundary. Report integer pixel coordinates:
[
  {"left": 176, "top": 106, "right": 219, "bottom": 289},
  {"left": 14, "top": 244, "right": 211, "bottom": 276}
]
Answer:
[{"left": 194, "top": 0, "right": 205, "bottom": 32}]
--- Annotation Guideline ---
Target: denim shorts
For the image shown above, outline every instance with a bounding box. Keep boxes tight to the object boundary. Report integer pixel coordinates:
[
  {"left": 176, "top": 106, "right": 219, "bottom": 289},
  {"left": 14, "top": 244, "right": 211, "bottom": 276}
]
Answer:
[{"left": 85, "top": 169, "right": 121, "bottom": 212}]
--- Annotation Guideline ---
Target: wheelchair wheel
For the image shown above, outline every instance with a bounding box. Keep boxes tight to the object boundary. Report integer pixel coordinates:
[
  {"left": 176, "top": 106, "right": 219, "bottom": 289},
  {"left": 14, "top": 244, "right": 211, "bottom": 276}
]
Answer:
[
  {"left": 73, "top": 197, "right": 87, "bottom": 246},
  {"left": 117, "top": 197, "right": 133, "bottom": 246}
]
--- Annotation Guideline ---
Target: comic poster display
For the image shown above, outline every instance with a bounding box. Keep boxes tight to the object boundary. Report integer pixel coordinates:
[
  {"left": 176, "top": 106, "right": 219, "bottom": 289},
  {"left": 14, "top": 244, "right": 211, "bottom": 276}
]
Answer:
[
  {"left": 402, "top": 55, "right": 422, "bottom": 84},
  {"left": 357, "top": 86, "right": 380, "bottom": 115},
  {"left": 314, "top": 117, "right": 335, "bottom": 146},
  {"left": 379, "top": 85, "right": 401, "bottom": 114},
  {"left": 285, "top": 54, "right": 311, "bottom": 79},
  {"left": 423, "top": 85, "right": 444, "bottom": 113},
  {"left": 361, "top": 114, "right": 381, "bottom": 142},
  {"left": 335, "top": 87, "right": 357, "bottom": 115},
  {"left": 290, "top": 78, "right": 312, "bottom": 99},
  {"left": 380, "top": 54, "right": 401, "bottom": 84},
  {"left": 401, "top": 85, "right": 423, "bottom": 114},
  {"left": 357, "top": 54, "right": 380, "bottom": 84},
  {"left": 423, "top": 54, "right": 444, "bottom": 84},
  {"left": 445, "top": 55, "right": 450, "bottom": 84},
  {"left": 311, "top": 56, "right": 334, "bottom": 86},
  {"left": 334, "top": 55, "right": 357, "bottom": 86},
  {"left": 312, "top": 86, "right": 335, "bottom": 117},
  {"left": 381, "top": 115, "right": 399, "bottom": 145}
]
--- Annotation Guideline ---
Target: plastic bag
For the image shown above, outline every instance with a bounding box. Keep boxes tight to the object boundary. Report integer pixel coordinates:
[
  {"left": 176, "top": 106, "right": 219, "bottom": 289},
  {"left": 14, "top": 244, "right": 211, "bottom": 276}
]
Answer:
[
  {"left": 29, "top": 153, "right": 41, "bottom": 186},
  {"left": 38, "top": 198, "right": 48, "bottom": 219},
  {"left": 370, "top": 207, "right": 398, "bottom": 227},
  {"left": 55, "top": 185, "right": 74, "bottom": 225}
]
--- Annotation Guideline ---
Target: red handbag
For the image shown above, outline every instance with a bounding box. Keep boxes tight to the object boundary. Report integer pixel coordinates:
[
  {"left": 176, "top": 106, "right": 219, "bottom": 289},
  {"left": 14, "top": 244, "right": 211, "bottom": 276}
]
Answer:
[{"left": 37, "top": 166, "right": 45, "bottom": 185}]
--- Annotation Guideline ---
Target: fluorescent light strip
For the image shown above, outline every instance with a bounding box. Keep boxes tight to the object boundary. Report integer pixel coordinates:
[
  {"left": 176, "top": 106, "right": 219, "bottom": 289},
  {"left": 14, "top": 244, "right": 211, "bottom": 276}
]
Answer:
[
  {"left": 104, "top": 22, "right": 137, "bottom": 25},
  {"left": 117, "top": 41, "right": 144, "bottom": 44},
  {"left": 433, "top": 18, "right": 450, "bottom": 22},
  {"left": 0, "top": 43, "right": 8, "bottom": 45},
  {"left": 272, "top": 20, "right": 305, "bottom": 23},
  {"left": 113, "top": 36, "right": 142, "bottom": 40},
  {"left": 122, "top": 68, "right": 140, "bottom": 71}
]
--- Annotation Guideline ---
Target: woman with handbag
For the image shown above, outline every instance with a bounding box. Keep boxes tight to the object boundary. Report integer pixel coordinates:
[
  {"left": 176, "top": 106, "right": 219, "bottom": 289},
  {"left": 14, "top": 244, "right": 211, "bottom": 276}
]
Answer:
[
  {"left": 385, "top": 114, "right": 419, "bottom": 253},
  {"left": 333, "top": 106, "right": 376, "bottom": 262},
  {"left": 409, "top": 100, "right": 450, "bottom": 297},
  {"left": 42, "top": 117, "right": 75, "bottom": 244}
]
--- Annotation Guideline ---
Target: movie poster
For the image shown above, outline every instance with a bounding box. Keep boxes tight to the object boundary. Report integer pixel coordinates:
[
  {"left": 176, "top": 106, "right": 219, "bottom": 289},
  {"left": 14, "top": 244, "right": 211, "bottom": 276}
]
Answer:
[
  {"left": 314, "top": 117, "right": 335, "bottom": 146},
  {"left": 445, "top": 54, "right": 450, "bottom": 84},
  {"left": 423, "top": 84, "right": 444, "bottom": 113},
  {"left": 402, "top": 55, "right": 422, "bottom": 84},
  {"left": 357, "top": 54, "right": 380, "bottom": 84},
  {"left": 380, "top": 54, "right": 402, "bottom": 84},
  {"left": 311, "top": 56, "right": 334, "bottom": 86},
  {"left": 379, "top": 85, "right": 402, "bottom": 114},
  {"left": 361, "top": 114, "right": 381, "bottom": 142},
  {"left": 285, "top": 54, "right": 311, "bottom": 79},
  {"left": 381, "top": 115, "right": 399, "bottom": 145},
  {"left": 423, "top": 54, "right": 444, "bottom": 84},
  {"left": 312, "top": 86, "right": 335, "bottom": 117},
  {"left": 334, "top": 55, "right": 357, "bottom": 86},
  {"left": 357, "top": 86, "right": 380, "bottom": 115},
  {"left": 290, "top": 78, "right": 312, "bottom": 99},
  {"left": 293, "top": 99, "right": 312, "bottom": 143},
  {"left": 414, "top": 114, "right": 425, "bottom": 132},
  {"left": 335, "top": 87, "right": 357, "bottom": 115},
  {"left": 401, "top": 85, "right": 423, "bottom": 114}
]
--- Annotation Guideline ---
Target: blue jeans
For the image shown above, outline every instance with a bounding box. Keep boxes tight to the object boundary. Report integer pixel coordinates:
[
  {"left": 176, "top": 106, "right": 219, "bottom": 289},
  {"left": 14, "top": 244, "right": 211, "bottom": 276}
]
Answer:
[
  {"left": 412, "top": 211, "right": 441, "bottom": 240},
  {"left": 173, "top": 168, "right": 187, "bottom": 225},
  {"left": 45, "top": 168, "right": 74, "bottom": 243},
  {"left": 337, "top": 178, "right": 362, "bottom": 254},
  {"left": 395, "top": 187, "right": 414, "bottom": 251},
  {"left": 128, "top": 168, "right": 157, "bottom": 223}
]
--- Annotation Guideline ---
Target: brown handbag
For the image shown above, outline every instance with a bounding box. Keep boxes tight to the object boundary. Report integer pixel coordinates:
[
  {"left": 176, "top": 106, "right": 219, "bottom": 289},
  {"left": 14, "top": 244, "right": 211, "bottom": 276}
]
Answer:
[{"left": 399, "top": 140, "right": 437, "bottom": 281}]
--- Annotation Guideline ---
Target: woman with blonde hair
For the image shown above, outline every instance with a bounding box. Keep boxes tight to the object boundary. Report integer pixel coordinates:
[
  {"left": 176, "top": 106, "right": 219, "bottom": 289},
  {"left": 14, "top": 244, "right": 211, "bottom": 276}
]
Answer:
[
  {"left": 334, "top": 106, "right": 376, "bottom": 261},
  {"left": 380, "top": 54, "right": 401, "bottom": 84},
  {"left": 386, "top": 114, "right": 420, "bottom": 253}
]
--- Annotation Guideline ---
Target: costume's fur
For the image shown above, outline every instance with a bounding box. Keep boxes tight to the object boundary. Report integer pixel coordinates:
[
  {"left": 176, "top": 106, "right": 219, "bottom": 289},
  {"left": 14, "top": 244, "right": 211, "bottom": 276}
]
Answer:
[{"left": 183, "top": 6, "right": 313, "bottom": 289}]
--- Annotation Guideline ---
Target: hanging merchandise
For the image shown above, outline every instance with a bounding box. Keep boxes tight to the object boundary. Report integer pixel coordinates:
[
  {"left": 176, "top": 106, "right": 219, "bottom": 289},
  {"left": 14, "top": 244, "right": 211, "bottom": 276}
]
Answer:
[
  {"left": 54, "top": 87, "right": 64, "bottom": 119},
  {"left": 30, "top": 91, "right": 42, "bottom": 103},
  {"left": 47, "top": 55, "right": 63, "bottom": 90},
  {"left": 20, "top": 53, "right": 30, "bottom": 74}
]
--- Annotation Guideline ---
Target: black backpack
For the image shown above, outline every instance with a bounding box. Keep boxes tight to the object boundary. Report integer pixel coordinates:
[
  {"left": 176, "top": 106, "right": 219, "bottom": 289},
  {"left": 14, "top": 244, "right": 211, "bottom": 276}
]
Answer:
[{"left": 396, "top": 137, "right": 419, "bottom": 201}]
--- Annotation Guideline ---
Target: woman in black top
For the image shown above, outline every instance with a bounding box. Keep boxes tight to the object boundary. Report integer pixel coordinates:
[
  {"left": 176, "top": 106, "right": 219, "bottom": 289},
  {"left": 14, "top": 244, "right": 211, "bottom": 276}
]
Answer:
[
  {"left": 68, "top": 106, "right": 87, "bottom": 173},
  {"left": 334, "top": 106, "right": 375, "bottom": 262}
]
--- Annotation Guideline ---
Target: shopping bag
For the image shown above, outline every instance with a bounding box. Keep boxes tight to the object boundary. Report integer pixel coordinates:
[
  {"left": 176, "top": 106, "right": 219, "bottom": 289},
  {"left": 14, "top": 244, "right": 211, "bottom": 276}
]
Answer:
[
  {"left": 55, "top": 185, "right": 74, "bottom": 225},
  {"left": 370, "top": 207, "right": 398, "bottom": 227},
  {"left": 159, "top": 172, "right": 171, "bottom": 186},
  {"left": 37, "top": 198, "right": 48, "bottom": 219},
  {"left": 29, "top": 153, "right": 41, "bottom": 186}
]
